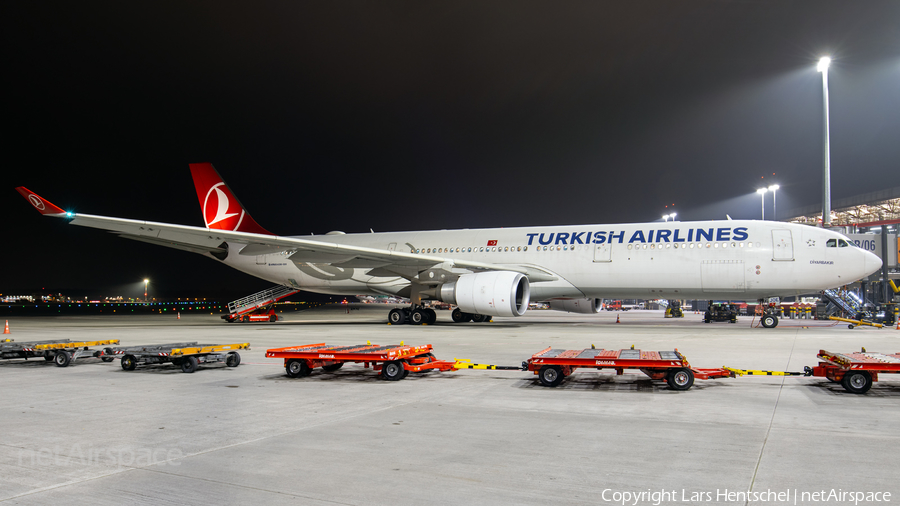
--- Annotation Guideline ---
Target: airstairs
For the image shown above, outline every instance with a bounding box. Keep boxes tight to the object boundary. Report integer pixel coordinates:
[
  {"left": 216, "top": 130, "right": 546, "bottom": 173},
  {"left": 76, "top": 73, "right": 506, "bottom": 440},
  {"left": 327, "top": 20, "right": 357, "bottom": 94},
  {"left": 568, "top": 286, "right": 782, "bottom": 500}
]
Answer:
[
  {"left": 227, "top": 285, "right": 299, "bottom": 316},
  {"left": 821, "top": 288, "right": 863, "bottom": 318}
]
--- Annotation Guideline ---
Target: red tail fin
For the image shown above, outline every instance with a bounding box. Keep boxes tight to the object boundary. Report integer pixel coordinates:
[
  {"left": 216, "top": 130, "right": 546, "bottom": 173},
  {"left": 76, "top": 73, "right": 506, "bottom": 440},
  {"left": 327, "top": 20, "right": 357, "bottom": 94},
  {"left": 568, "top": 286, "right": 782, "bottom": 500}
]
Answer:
[
  {"left": 189, "top": 163, "right": 273, "bottom": 235},
  {"left": 15, "top": 187, "right": 67, "bottom": 216}
]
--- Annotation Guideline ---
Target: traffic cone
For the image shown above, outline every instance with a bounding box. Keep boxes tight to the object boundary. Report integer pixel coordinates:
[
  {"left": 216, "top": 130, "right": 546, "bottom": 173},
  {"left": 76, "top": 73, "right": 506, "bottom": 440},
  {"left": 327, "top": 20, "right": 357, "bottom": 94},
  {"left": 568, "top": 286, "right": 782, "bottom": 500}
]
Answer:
[
  {"left": 177, "top": 312, "right": 181, "bottom": 320},
  {"left": 896, "top": 319, "right": 899, "bottom": 330},
  {"left": 616, "top": 314, "right": 620, "bottom": 323},
  {"left": 3, "top": 320, "right": 9, "bottom": 334}
]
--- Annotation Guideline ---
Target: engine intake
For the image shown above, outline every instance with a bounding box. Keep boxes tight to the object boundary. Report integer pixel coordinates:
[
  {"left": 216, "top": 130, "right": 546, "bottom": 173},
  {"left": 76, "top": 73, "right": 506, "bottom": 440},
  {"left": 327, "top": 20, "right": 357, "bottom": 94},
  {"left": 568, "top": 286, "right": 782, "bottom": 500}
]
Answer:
[
  {"left": 547, "top": 298, "right": 603, "bottom": 314},
  {"left": 440, "top": 271, "right": 530, "bottom": 317}
]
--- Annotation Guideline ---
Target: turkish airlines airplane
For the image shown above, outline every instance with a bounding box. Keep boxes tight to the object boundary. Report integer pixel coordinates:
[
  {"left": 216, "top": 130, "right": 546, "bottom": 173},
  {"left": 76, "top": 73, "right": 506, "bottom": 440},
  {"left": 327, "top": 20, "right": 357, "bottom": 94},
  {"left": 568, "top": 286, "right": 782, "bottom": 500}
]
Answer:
[{"left": 16, "top": 163, "right": 882, "bottom": 328}]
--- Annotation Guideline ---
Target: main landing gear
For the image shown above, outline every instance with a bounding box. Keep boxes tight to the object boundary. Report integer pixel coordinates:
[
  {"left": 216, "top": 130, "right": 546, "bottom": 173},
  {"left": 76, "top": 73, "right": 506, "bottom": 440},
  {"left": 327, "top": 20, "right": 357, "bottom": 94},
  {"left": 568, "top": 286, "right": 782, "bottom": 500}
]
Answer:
[
  {"left": 388, "top": 306, "right": 436, "bottom": 325},
  {"left": 450, "top": 308, "right": 489, "bottom": 323},
  {"left": 387, "top": 306, "right": 491, "bottom": 325}
]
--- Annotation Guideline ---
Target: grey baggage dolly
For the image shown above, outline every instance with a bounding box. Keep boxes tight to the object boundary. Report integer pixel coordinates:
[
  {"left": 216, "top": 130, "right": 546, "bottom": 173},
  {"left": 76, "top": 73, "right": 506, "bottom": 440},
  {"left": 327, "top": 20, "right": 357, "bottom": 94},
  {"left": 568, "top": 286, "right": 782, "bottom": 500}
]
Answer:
[
  {"left": 101, "top": 342, "right": 250, "bottom": 373},
  {"left": 1, "top": 338, "right": 121, "bottom": 367}
]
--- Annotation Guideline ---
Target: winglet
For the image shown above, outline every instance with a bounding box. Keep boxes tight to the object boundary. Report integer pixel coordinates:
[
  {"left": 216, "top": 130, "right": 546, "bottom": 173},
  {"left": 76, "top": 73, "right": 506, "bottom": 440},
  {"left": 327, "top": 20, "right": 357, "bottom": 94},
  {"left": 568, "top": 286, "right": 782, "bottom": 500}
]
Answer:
[
  {"left": 15, "top": 187, "right": 68, "bottom": 216},
  {"left": 188, "top": 163, "right": 273, "bottom": 235}
]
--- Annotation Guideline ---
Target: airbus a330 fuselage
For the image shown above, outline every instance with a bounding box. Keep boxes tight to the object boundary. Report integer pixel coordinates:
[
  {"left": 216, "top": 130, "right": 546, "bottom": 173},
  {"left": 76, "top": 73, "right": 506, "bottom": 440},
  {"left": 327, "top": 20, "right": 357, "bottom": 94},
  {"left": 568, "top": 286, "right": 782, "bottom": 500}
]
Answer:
[{"left": 16, "top": 163, "right": 882, "bottom": 326}]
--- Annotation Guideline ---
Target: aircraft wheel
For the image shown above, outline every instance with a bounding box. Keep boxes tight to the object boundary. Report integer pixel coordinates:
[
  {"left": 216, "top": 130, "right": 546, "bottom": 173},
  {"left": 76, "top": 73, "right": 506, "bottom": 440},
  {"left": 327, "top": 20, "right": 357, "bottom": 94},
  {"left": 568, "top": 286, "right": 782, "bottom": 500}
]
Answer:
[
  {"left": 538, "top": 365, "right": 564, "bottom": 387},
  {"left": 471, "top": 314, "right": 487, "bottom": 323},
  {"left": 425, "top": 308, "right": 437, "bottom": 324},
  {"left": 388, "top": 308, "right": 406, "bottom": 325},
  {"left": 54, "top": 351, "right": 71, "bottom": 367},
  {"left": 666, "top": 368, "right": 694, "bottom": 390},
  {"left": 181, "top": 356, "right": 199, "bottom": 373},
  {"left": 841, "top": 371, "right": 872, "bottom": 394},
  {"left": 121, "top": 355, "right": 137, "bottom": 371},
  {"left": 409, "top": 309, "right": 426, "bottom": 325},
  {"left": 381, "top": 360, "right": 405, "bottom": 381},
  {"left": 761, "top": 315, "right": 778, "bottom": 328}
]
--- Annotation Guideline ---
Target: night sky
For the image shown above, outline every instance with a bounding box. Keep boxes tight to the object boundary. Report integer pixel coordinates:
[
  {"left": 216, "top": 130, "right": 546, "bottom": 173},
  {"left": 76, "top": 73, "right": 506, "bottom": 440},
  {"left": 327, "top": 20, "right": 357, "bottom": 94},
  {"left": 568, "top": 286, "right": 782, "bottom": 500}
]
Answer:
[{"left": 3, "top": 1, "right": 899, "bottom": 299}]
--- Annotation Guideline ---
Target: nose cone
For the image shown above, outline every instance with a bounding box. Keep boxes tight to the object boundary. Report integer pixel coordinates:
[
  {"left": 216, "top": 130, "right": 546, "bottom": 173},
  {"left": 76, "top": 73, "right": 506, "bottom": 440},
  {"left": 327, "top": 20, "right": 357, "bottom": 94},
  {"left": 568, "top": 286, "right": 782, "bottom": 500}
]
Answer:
[{"left": 864, "top": 251, "right": 882, "bottom": 276}]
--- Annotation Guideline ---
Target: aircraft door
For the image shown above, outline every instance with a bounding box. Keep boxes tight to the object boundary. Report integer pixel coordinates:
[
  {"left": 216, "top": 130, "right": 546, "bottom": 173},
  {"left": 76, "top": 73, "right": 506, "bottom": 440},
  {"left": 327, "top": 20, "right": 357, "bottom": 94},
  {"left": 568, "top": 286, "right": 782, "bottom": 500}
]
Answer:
[
  {"left": 772, "top": 230, "right": 794, "bottom": 261},
  {"left": 593, "top": 243, "right": 611, "bottom": 262},
  {"left": 256, "top": 255, "right": 267, "bottom": 265}
]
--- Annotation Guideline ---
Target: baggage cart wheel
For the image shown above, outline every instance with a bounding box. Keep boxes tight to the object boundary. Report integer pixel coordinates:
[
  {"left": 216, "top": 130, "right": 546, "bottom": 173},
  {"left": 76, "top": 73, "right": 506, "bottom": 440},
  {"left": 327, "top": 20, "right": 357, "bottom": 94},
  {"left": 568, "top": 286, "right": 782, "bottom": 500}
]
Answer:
[
  {"left": 381, "top": 360, "right": 405, "bottom": 381},
  {"left": 666, "top": 368, "right": 694, "bottom": 390},
  {"left": 285, "top": 359, "right": 311, "bottom": 378},
  {"left": 388, "top": 308, "right": 406, "bottom": 325},
  {"left": 101, "top": 348, "right": 115, "bottom": 362},
  {"left": 44, "top": 353, "right": 54, "bottom": 361},
  {"left": 226, "top": 352, "right": 241, "bottom": 367},
  {"left": 847, "top": 324, "right": 855, "bottom": 329},
  {"left": 761, "top": 315, "right": 778, "bottom": 328},
  {"left": 538, "top": 365, "right": 564, "bottom": 387},
  {"left": 322, "top": 363, "right": 343, "bottom": 372},
  {"left": 269, "top": 315, "right": 276, "bottom": 322},
  {"left": 841, "top": 371, "right": 872, "bottom": 394},
  {"left": 121, "top": 355, "right": 137, "bottom": 371},
  {"left": 181, "top": 356, "right": 199, "bottom": 373},
  {"left": 241, "top": 315, "right": 249, "bottom": 323},
  {"left": 54, "top": 351, "right": 72, "bottom": 367}
]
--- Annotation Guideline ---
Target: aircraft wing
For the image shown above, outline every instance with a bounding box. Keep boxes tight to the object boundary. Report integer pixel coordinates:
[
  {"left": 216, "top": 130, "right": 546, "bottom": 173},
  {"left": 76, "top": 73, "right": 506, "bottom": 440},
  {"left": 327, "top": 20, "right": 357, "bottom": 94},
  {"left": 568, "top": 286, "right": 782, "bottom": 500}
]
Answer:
[{"left": 16, "top": 187, "right": 538, "bottom": 281}]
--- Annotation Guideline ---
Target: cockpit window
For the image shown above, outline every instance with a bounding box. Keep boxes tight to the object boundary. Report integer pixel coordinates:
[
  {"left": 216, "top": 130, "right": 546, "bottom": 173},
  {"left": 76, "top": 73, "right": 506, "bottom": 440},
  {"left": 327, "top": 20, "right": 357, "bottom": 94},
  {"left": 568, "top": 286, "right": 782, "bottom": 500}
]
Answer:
[
  {"left": 826, "top": 239, "right": 837, "bottom": 247},
  {"left": 838, "top": 239, "right": 850, "bottom": 247}
]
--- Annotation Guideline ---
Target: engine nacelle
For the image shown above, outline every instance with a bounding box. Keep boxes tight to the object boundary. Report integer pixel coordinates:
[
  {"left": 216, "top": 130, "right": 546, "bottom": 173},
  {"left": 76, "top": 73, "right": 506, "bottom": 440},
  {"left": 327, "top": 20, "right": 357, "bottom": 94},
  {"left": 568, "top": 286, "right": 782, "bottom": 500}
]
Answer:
[
  {"left": 439, "top": 271, "right": 530, "bottom": 317},
  {"left": 547, "top": 298, "right": 603, "bottom": 314}
]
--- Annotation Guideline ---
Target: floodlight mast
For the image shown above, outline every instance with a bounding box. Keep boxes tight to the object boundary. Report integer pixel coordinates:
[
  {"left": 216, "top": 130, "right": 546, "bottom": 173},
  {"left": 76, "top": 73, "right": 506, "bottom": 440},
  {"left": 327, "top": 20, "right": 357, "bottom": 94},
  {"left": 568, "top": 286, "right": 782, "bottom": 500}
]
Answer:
[
  {"left": 818, "top": 56, "right": 832, "bottom": 226},
  {"left": 767, "top": 184, "right": 780, "bottom": 220},
  {"left": 756, "top": 188, "right": 767, "bottom": 220}
]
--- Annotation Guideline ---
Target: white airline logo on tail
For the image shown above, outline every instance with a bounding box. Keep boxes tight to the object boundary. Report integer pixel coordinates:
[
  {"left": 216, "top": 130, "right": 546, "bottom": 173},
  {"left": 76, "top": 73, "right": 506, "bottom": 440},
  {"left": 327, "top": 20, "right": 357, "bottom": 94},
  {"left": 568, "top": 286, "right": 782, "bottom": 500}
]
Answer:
[
  {"left": 28, "top": 194, "right": 45, "bottom": 211},
  {"left": 203, "top": 183, "right": 243, "bottom": 230}
]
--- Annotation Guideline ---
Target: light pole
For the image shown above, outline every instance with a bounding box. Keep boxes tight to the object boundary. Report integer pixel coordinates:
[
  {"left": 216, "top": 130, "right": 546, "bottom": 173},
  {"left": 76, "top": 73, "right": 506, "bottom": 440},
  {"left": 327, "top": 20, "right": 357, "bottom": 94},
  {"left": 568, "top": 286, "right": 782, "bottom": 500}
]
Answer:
[
  {"left": 669, "top": 212, "right": 677, "bottom": 221},
  {"left": 662, "top": 214, "right": 669, "bottom": 222},
  {"left": 756, "top": 188, "right": 768, "bottom": 220},
  {"left": 144, "top": 279, "right": 149, "bottom": 303},
  {"left": 817, "top": 56, "right": 832, "bottom": 226},
  {"left": 767, "top": 184, "right": 780, "bottom": 220}
]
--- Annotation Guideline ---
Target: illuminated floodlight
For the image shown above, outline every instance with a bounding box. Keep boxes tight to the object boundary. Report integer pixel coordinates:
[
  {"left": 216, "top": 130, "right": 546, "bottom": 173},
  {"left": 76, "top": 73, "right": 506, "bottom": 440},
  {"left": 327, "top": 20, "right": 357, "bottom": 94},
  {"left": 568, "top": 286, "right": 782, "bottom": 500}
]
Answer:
[
  {"left": 662, "top": 214, "right": 669, "bottom": 222},
  {"left": 817, "top": 56, "right": 831, "bottom": 73}
]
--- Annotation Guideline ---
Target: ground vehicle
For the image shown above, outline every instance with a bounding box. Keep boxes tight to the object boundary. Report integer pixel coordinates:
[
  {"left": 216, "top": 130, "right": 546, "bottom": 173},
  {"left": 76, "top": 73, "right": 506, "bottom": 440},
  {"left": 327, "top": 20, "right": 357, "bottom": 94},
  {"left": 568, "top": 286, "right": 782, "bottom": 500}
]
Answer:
[
  {"left": 665, "top": 300, "right": 684, "bottom": 318},
  {"left": 524, "top": 346, "right": 732, "bottom": 390},
  {"left": 605, "top": 300, "right": 629, "bottom": 311},
  {"left": 266, "top": 343, "right": 458, "bottom": 380},
  {"left": 1, "top": 338, "right": 119, "bottom": 367},
  {"left": 223, "top": 307, "right": 277, "bottom": 323},
  {"left": 102, "top": 342, "right": 249, "bottom": 373},
  {"left": 704, "top": 303, "right": 737, "bottom": 323},
  {"left": 806, "top": 349, "right": 900, "bottom": 393}
]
